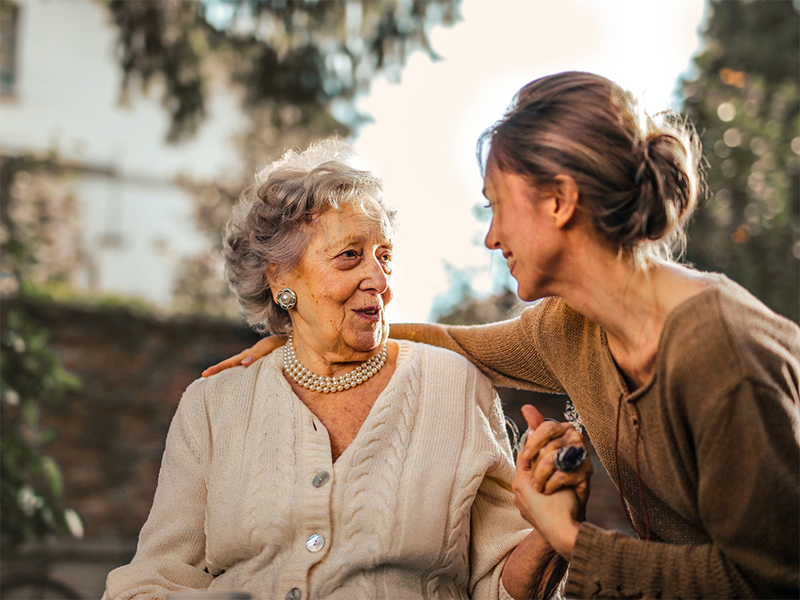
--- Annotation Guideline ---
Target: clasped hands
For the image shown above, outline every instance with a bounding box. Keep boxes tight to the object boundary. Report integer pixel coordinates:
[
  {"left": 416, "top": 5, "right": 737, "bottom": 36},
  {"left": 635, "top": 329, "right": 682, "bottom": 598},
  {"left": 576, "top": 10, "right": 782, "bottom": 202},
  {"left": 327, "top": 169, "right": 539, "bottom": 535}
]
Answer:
[{"left": 513, "top": 404, "right": 593, "bottom": 561}]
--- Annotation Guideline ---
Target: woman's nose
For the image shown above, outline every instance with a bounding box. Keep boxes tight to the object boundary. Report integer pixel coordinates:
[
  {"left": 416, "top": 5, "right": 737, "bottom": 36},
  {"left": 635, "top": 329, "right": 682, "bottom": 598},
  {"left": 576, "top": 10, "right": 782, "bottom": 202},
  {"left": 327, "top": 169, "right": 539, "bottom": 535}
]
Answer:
[
  {"left": 484, "top": 220, "right": 500, "bottom": 250},
  {"left": 360, "top": 255, "right": 390, "bottom": 293}
]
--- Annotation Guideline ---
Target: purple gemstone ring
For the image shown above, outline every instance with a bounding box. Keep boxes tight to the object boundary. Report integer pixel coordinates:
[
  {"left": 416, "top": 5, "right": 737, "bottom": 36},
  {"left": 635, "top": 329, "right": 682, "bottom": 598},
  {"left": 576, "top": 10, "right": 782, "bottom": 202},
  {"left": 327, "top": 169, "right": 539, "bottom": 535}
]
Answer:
[{"left": 553, "top": 445, "right": 587, "bottom": 473}]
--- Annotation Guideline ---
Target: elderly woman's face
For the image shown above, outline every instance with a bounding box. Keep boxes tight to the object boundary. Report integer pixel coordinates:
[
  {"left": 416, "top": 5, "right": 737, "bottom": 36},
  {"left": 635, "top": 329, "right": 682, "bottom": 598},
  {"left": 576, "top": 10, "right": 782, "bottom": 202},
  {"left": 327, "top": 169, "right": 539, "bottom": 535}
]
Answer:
[{"left": 280, "top": 202, "right": 393, "bottom": 358}]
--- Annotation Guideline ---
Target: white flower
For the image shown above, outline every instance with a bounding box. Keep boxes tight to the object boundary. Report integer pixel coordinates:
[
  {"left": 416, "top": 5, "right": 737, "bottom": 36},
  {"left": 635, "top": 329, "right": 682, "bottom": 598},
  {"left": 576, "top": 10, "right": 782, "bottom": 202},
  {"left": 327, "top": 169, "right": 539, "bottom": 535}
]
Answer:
[
  {"left": 18, "top": 485, "right": 40, "bottom": 516},
  {"left": 64, "top": 508, "right": 84, "bottom": 539},
  {"left": 4, "top": 390, "right": 20, "bottom": 406}
]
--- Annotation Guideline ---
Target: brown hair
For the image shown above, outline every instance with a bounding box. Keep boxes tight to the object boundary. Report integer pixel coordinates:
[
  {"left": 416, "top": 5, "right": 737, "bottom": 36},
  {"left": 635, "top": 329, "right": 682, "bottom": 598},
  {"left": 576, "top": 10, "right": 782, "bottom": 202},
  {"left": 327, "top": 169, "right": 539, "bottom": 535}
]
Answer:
[{"left": 479, "top": 71, "right": 704, "bottom": 266}]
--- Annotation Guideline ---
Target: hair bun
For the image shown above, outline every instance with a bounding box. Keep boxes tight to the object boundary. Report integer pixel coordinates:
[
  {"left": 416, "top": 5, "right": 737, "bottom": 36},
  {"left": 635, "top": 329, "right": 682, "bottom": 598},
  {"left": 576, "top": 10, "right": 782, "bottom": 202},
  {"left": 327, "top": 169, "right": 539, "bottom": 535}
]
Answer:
[{"left": 631, "top": 122, "right": 701, "bottom": 248}]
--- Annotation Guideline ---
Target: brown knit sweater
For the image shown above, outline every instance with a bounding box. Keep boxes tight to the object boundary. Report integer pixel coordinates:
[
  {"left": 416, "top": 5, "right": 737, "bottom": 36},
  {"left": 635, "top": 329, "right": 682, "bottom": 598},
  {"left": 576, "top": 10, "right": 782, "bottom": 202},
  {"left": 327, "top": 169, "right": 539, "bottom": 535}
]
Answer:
[{"left": 393, "top": 275, "right": 800, "bottom": 598}]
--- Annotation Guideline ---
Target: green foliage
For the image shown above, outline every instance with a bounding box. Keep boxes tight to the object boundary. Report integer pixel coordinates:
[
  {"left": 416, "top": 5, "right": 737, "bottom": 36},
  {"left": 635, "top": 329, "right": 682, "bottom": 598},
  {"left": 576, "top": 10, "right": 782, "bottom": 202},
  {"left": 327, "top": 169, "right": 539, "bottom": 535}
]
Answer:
[
  {"left": 430, "top": 260, "right": 517, "bottom": 324},
  {"left": 681, "top": 0, "right": 800, "bottom": 322},
  {"left": 0, "top": 155, "right": 85, "bottom": 546},
  {"left": 18, "top": 279, "right": 160, "bottom": 315},
  {"left": 107, "top": 0, "right": 461, "bottom": 142},
  {"left": 0, "top": 304, "right": 83, "bottom": 546},
  {"left": 0, "top": 154, "right": 87, "bottom": 296}
]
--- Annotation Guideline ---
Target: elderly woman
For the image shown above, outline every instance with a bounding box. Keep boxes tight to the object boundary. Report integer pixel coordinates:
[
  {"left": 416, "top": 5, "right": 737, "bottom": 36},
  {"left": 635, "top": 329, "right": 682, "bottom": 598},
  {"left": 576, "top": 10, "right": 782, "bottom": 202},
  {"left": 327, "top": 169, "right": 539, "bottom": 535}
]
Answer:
[{"left": 104, "top": 140, "right": 582, "bottom": 600}]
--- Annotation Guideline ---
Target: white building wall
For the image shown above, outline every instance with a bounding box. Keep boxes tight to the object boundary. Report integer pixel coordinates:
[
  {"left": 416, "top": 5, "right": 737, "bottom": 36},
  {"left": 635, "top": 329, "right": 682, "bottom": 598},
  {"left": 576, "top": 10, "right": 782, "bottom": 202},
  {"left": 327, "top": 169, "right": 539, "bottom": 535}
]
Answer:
[{"left": 1, "top": 0, "right": 247, "bottom": 307}]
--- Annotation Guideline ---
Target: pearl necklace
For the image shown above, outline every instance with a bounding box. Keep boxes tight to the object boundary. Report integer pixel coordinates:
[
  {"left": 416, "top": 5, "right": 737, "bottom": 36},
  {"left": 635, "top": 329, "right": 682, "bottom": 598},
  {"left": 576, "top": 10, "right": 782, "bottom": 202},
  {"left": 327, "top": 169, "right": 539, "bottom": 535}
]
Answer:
[{"left": 283, "top": 334, "right": 388, "bottom": 393}]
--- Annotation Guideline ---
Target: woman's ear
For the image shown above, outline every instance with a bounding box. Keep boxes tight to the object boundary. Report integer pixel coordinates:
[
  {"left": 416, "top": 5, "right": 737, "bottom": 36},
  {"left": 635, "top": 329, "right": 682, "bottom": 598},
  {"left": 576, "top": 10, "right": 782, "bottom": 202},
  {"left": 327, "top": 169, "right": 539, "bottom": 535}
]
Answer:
[
  {"left": 550, "top": 174, "right": 579, "bottom": 229},
  {"left": 266, "top": 265, "right": 280, "bottom": 297}
]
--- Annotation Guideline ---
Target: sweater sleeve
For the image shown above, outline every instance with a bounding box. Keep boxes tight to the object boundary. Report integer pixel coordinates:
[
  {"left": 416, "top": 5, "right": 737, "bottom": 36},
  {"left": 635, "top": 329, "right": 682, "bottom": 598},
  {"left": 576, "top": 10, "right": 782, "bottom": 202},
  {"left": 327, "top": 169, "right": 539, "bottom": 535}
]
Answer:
[
  {"left": 391, "top": 301, "right": 564, "bottom": 394},
  {"left": 467, "top": 373, "right": 564, "bottom": 600},
  {"left": 566, "top": 377, "right": 800, "bottom": 599},
  {"left": 104, "top": 381, "right": 214, "bottom": 600}
]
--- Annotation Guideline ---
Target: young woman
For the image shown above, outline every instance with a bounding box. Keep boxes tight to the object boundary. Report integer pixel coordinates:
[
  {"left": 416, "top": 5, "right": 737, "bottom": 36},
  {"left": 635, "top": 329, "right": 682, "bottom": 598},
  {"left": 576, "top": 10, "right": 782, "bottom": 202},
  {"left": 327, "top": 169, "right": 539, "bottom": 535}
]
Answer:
[{"left": 206, "top": 72, "right": 800, "bottom": 598}]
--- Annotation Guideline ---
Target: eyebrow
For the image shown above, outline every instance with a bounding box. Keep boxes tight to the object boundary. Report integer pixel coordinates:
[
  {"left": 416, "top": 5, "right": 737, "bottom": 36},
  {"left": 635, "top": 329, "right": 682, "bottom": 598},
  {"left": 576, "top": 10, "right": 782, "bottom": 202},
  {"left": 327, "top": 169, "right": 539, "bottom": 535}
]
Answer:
[
  {"left": 324, "top": 235, "right": 361, "bottom": 253},
  {"left": 324, "top": 234, "right": 393, "bottom": 253}
]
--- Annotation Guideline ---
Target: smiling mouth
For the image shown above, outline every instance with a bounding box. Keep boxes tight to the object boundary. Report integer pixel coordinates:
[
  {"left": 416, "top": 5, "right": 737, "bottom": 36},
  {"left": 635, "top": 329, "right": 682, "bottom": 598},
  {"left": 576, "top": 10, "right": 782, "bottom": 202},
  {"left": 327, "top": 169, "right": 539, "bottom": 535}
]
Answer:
[{"left": 354, "top": 307, "right": 382, "bottom": 320}]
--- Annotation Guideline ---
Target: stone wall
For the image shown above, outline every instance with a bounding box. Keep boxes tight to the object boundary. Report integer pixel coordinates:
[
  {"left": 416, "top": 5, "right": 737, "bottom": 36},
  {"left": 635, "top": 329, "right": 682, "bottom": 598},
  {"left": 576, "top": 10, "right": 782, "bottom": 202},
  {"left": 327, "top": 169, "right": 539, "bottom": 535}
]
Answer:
[{"left": 6, "top": 298, "right": 262, "bottom": 542}]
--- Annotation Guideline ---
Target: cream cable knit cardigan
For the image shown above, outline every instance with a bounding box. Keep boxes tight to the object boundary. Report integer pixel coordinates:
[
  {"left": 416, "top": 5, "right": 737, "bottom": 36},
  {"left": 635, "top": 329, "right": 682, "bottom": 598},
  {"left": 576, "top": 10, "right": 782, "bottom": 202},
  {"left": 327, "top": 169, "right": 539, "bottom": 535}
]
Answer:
[{"left": 104, "top": 341, "right": 534, "bottom": 600}]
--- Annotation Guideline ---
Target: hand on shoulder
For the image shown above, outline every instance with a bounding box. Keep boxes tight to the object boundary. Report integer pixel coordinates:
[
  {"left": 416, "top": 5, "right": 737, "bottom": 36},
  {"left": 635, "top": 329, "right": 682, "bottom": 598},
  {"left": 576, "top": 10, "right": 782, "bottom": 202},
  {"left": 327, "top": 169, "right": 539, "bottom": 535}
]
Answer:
[{"left": 202, "top": 335, "right": 287, "bottom": 377}]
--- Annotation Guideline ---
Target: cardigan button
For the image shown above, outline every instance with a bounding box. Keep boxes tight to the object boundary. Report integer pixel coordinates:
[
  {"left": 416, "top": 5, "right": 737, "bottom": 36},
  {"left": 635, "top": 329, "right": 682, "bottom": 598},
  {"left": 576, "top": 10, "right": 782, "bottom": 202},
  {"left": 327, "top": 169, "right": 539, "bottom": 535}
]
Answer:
[
  {"left": 312, "top": 471, "right": 330, "bottom": 487},
  {"left": 306, "top": 533, "right": 325, "bottom": 552},
  {"left": 285, "top": 588, "right": 302, "bottom": 600}
]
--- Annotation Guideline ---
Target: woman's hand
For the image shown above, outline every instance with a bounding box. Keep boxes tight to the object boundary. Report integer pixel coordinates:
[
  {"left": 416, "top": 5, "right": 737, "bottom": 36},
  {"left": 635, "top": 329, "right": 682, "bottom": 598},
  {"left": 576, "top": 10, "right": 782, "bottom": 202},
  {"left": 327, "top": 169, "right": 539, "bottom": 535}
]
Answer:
[
  {"left": 512, "top": 458, "right": 581, "bottom": 561},
  {"left": 201, "top": 335, "right": 287, "bottom": 378},
  {"left": 512, "top": 404, "right": 592, "bottom": 561},
  {"left": 517, "top": 404, "right": 592, "bottom": 511}
]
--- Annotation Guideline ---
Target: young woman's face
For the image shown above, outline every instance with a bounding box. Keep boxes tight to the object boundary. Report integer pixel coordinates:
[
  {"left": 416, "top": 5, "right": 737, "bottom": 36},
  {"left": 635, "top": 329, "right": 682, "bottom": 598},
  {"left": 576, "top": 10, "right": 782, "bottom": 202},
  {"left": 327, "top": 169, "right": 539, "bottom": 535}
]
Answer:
[
  {"left": 280, "top": 202, "right": 393, "bottom": 360},
  {"left": 483, "top": 162, "right": 562, "bottom": 301}
]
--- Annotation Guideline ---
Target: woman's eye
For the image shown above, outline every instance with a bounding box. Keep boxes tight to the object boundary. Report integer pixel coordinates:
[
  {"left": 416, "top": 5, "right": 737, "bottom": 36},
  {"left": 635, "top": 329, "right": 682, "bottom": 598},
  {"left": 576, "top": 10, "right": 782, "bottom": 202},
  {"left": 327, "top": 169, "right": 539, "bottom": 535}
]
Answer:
[
  {"left": 340, "top": 250, "right": 359, "bottom": 259},
  {"left": 379, "top": 252, "right": 393, "bottom": 273}
]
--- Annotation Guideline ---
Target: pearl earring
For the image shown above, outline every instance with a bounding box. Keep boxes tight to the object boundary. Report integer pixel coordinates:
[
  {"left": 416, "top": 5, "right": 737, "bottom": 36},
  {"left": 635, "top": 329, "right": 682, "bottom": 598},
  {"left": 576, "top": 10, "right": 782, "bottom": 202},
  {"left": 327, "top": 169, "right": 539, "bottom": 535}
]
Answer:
[{"left": 276, "top": 288, "right": 297, "bottom": 310}]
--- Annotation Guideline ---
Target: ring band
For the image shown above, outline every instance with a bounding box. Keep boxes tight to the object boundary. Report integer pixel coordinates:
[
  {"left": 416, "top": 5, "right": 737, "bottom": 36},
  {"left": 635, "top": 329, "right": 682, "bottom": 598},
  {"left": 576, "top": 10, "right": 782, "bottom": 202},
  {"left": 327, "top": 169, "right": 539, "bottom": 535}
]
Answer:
[{"left": 553, "top": 445, "right": 587, "bottom": 473}]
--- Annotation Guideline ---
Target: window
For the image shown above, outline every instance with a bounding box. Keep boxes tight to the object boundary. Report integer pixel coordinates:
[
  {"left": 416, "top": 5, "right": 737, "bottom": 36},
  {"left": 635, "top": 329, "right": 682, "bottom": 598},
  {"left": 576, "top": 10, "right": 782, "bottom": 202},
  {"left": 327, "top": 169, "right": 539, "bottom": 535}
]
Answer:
[{"left": 0, "top": 1, "right": 19, "bottom": 97}]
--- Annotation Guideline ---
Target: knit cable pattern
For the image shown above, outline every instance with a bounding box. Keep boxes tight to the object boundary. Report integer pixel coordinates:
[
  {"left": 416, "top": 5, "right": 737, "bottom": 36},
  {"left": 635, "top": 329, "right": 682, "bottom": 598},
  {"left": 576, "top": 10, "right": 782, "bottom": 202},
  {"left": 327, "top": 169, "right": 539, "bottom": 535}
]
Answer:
[
  {"left": 321, "top": 342, "right": 420, "bottom": 597},
  {"left": 424, "top": 467, "right": 484, "bottom": 599},
  {"left": 241, "top": 362, "right": 298, "bottom": 589}
]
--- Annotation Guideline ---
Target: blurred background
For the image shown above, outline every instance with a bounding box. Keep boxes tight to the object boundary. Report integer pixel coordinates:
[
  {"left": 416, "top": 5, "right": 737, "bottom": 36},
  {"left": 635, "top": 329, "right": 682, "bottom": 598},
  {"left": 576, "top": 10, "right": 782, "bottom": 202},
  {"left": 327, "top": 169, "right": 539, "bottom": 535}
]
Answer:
[{"left": 0, "top": 0, "right": 797, "bottom": 597}]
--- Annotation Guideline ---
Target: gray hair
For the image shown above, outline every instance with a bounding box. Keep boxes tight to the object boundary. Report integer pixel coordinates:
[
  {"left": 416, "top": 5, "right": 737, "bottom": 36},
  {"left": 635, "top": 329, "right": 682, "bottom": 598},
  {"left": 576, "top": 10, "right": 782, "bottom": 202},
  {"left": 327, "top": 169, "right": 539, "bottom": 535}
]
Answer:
[{"left": 223, "top": 139, "right": 396, "bottom": 334}]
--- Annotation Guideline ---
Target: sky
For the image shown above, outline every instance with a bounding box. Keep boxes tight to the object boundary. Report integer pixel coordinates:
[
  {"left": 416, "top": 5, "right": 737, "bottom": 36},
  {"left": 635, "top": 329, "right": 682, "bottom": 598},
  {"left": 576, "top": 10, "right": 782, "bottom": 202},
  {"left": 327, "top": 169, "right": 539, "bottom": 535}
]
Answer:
[{"left": 350, "top": 0, "right": 707, "bottom": 323}]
